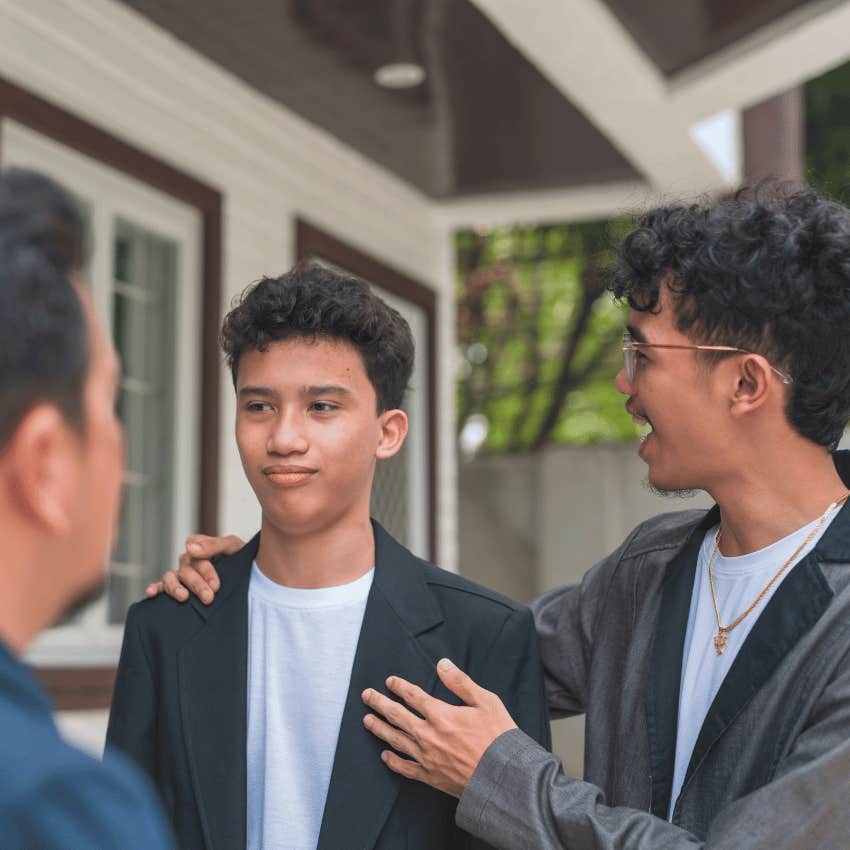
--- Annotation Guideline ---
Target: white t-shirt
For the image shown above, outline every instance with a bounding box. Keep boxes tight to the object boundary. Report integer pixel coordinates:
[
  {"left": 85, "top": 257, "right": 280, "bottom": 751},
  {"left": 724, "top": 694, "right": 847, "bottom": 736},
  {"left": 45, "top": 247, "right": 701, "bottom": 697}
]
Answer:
[
  {"left": 246, "top": 561, "right": 374, "bottom": 850},
  {"left": 668, "top": 509, "right": 839, "bottom": 819}
]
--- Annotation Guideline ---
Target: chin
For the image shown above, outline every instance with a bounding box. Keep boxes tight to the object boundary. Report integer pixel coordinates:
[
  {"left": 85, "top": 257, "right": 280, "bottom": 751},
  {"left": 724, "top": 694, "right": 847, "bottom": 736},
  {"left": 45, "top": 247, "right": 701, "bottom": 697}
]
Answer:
[
  {"left": 262, "top": 504, "right": 333, "bottom": 537},
  {"left": 645, "top": 464, "right": 701, "bottom": 499},
  {"left": 58, "top": 574, "right": 108, "bottom": 624}
]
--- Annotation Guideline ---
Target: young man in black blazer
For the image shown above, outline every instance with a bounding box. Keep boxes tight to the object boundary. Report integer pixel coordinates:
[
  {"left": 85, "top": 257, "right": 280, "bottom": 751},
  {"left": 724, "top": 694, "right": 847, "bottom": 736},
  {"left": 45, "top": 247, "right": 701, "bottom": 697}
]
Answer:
[{"left": 107, "top": 262, "right": 550, "bottom": 850}]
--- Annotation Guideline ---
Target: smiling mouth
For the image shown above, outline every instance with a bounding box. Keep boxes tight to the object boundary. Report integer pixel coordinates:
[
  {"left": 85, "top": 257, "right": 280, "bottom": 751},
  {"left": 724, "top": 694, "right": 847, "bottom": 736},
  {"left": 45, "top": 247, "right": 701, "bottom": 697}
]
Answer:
[{"left": 626, "top": 403, "right": 653, "bottom": 443}]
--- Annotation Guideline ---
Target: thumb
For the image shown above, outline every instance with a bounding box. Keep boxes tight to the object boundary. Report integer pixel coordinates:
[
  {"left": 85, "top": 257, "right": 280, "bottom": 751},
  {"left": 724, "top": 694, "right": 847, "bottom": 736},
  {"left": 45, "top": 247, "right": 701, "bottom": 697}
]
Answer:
[
  {"left": 186, "top": 533, "right": 244, "bottom": 558},
  {"left": 436, "top": 658, "right": 482, "bottom": 706}
]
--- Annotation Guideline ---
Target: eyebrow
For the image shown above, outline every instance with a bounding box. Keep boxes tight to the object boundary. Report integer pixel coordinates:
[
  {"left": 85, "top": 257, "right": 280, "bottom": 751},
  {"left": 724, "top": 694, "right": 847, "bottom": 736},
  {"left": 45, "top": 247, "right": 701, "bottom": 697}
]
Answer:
[
  {"left": 238, "top": 385, "right": 276, "bottom": 399},
  {"left": 301, "top": 385, "right": 352, "bottom": 397},
  {"left": 626, "top": 324, "right": 649, "bottom": 343},
  {"left": 237, "top": 384, "right": 353, "bottom": 398}
]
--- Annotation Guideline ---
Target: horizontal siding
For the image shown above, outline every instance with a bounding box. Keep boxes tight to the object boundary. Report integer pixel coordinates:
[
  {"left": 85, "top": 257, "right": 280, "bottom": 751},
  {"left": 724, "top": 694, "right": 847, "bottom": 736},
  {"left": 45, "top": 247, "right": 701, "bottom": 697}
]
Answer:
[{"left": 0, "top": 0, "right": 458, "bottom": 569}]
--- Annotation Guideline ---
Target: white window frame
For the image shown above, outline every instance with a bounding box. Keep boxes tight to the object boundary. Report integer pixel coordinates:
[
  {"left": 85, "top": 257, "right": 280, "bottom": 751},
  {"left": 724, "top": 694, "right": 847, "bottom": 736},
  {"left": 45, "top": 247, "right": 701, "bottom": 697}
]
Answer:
[{"left": 2, "top": 118, "right": 202, "bottom": 666}]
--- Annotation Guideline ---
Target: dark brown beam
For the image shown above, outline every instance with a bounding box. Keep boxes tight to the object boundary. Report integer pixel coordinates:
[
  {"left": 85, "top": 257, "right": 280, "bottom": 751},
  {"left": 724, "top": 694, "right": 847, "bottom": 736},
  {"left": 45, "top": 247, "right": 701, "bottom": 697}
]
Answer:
[{"left": 742, "top": 87, "right": 804, "bottom": 184}]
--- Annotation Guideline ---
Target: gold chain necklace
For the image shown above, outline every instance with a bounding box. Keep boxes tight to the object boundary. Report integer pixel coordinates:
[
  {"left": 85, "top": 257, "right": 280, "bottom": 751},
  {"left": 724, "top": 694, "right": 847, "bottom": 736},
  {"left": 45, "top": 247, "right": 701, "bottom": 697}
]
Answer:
[{"left": 707, "top": 492, "right": 850, "bottom": 656}]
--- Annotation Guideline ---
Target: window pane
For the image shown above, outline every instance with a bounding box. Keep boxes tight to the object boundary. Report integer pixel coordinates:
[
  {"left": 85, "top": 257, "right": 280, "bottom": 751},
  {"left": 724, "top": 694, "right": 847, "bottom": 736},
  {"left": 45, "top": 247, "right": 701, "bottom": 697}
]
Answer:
[{"left": 109, "top": 219, "right": 178, "bottom": 623}]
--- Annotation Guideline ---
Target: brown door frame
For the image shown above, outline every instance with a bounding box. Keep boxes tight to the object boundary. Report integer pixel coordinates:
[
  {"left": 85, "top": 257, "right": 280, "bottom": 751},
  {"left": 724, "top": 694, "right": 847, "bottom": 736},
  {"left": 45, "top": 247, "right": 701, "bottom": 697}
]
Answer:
[
  {"left": 297, "top": 219, "right": 439, "bottom": 562},
  {"left": 0, "top": 75, "right": 223, "bottom": 709}
]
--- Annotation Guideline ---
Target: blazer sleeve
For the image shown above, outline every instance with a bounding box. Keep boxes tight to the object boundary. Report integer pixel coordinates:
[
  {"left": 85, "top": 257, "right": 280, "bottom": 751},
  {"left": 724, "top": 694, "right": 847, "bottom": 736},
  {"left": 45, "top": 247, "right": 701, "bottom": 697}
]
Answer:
[
  {"left": 530, "top": 524, "right": 644, "bottom": 719},
  {"left": 455, "top": 647, "right": 850, "bottom": 849},
  {"left": 105, "top": 602, "right": 159, "bottom": 782}
]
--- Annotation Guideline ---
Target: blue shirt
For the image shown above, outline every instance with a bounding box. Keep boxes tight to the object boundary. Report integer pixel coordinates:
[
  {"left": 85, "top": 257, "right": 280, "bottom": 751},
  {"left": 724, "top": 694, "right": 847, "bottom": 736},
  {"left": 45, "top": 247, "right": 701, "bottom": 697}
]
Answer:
[{"left": 0, "top": 638, "right": 174, "bottom": 850}]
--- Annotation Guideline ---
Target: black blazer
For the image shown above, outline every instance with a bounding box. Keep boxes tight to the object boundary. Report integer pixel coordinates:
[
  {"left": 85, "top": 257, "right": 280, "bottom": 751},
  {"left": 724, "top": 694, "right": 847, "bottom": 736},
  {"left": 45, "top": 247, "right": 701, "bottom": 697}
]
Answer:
[{"left": 106, "top": 522, "right": 551, "bottom": 850}]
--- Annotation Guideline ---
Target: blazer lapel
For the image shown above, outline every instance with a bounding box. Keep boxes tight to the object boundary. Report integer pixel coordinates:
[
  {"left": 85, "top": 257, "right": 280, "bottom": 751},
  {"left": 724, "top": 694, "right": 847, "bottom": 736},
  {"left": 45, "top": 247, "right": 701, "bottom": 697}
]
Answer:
[
  {"left": 681, "top": 501, "right": 849, "bottom": 793},
  {"left": 178, "top": 535, "right": 257, "bottom": 850},
  {"left": 317, "top": 522, "right": 444, "bottom": 850},
  {"left": 646, "top": 508, "right": 717, "bottom": 819}
]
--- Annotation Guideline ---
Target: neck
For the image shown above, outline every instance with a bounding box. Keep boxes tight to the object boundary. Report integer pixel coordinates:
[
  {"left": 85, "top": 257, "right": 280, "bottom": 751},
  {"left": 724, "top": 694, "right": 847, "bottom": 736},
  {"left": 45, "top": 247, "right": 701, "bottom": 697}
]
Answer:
[
  {"left": 0, "top": 535, "right": 64, "bottom": 656},
  {"left": 709, "top": 446, "right": 847, "bottom": 557},
  {"left": 256, "top": 511, "right": 375, "bottom": 588}
]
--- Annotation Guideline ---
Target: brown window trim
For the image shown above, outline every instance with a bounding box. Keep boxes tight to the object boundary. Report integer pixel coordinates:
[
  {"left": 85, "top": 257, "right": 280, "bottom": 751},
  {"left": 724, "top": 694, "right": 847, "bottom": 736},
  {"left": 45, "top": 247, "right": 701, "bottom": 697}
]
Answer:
[
  {"left": 34, "top": 667, "right": 117, "bottom": 712},
  {"left": 296, "top": 219, "right": 439, "bottom": 561},
  {"left": 0, "top": 75, "right": 222, "bottom": 710}
]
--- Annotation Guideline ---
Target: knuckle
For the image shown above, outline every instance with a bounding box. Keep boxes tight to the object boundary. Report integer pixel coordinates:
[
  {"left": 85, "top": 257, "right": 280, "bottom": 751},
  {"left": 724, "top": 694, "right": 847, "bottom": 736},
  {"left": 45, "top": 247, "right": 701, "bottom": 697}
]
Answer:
[{"left": 176, "top": 563, "right": 195, "bottom": 581}]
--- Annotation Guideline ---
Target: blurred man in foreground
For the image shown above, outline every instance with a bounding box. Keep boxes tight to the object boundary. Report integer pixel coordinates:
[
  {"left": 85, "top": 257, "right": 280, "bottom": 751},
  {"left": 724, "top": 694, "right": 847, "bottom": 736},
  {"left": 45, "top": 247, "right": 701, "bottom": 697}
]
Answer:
[
  {"left": 0, "top": 168, "right": 173, "bottom": 849},
  {"left": 164, "top": 185, "right": 850, "bottom": 849}
]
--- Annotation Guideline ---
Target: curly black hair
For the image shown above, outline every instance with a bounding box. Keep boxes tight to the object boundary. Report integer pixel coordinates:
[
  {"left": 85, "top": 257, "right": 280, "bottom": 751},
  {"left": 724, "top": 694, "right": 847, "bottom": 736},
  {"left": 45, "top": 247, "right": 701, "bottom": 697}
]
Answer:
[
  {"left": 221, "top": 261, "right": 415, "bottom": 412},
  {"left": 610, "top": 182, "right": 850, "bottom": 449}
]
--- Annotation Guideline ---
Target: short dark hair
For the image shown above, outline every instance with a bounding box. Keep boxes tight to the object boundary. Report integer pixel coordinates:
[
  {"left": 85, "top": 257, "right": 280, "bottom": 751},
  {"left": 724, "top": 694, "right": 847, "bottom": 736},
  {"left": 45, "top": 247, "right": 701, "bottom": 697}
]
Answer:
[
  {"left": 610, "top": 182, "right": 850, "bottom": 449},
  {"left": 0, "top": 168, "right": 88, "bottom": 446},
  {"left": 221, "top": 262, "right": 415, "bottom": 411}
]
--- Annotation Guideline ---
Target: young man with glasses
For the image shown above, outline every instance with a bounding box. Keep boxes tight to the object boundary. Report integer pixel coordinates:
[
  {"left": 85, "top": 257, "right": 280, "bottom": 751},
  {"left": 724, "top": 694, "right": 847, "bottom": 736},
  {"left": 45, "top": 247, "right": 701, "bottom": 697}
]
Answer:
[{"left": 156, "top": 184, "right": 850, "bottom": 849}]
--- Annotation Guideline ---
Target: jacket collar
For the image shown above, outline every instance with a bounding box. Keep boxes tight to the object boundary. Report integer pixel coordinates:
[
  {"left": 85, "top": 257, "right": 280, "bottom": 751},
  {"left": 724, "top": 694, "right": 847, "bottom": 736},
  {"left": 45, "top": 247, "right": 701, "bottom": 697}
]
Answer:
[
  {"left": 370, "top": 520, "right": 444, "bottom": 635},
  {"left": 809, "top": 449, "right": 850, "bottom": 562},
  {"left": 179, "top": 534, "right": 256, "bottom": 850},
  {"left": 179, "top": 521, "right": 444, "bottom": 850},
  {"left": 646, "top": 511, "right": 709, "bottom": 818},
  {"left": 316, "top": 521, "right": 444, "bottom": 850}
]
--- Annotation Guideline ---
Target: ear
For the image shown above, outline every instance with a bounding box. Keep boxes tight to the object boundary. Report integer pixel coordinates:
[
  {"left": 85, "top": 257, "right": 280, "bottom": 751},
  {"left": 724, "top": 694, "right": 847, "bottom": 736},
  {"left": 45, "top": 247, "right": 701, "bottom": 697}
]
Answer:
[
  {"left": 375, "top": 409, "right": 409, "bottom": 460},
  {"left": 2, "top": 404, "right": 81, "bottom": 536},
  {"left": 729, "top": 355, "right": 774, "bottom": 418}
]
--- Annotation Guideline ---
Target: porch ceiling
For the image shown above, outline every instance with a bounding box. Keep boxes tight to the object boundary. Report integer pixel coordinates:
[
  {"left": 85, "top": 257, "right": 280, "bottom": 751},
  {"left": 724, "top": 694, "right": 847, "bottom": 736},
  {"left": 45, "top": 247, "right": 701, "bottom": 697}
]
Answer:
[
  {"left": 602, "top": 0, "right": 815, "bottom": 76},
  {"left": 117, "top": 0, "right": 845, "bottom": 202}
]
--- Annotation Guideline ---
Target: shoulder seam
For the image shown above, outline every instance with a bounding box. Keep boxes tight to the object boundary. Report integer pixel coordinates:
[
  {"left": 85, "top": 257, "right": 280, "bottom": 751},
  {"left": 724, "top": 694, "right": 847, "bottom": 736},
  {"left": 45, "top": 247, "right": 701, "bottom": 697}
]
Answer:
[{"left": 423, "top": 576, "right": 521, "bottom": 611}]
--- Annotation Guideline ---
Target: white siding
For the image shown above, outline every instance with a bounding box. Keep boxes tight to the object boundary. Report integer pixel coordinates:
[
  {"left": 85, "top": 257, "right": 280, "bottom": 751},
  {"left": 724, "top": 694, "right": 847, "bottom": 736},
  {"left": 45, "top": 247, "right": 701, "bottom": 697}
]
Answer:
[{"left": 0, "top": 0, "right": 457, "bottom": 569}]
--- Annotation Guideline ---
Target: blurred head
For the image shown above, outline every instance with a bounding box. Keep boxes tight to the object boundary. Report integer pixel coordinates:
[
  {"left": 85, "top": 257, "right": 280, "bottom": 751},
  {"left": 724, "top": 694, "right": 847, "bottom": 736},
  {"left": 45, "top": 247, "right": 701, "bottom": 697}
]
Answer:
[
  {"left": 610, "top": 183, "right": 850, "bottom": 493},
  {"left": 0, "top": 168, "right": 124, "bottom": 621},
  {"left": 222, "top": 262, "right": 413, "bottom": 536}
]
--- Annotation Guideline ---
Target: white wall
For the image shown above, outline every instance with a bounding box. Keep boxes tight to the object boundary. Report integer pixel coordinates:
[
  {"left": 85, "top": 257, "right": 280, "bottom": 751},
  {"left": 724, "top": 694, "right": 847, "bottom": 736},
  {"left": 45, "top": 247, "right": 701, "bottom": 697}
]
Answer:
[{"left": 0, "top": 0, "right": 458, "bottom": 571}]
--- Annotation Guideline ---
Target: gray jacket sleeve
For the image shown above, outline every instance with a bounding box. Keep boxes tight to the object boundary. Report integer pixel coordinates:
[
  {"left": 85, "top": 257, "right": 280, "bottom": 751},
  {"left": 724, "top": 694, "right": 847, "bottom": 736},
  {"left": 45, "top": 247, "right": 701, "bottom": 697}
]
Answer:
[
  {"left": 456, "top": 717, "right": 850, "bottom": 850},
  {"left": 532, "top": 530, "right": 641, "bottom": 719}
]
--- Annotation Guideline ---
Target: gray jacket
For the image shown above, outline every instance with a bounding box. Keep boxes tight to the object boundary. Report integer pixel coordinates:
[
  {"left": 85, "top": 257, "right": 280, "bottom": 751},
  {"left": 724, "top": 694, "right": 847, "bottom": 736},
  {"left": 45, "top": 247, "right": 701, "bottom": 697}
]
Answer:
[{"left": 456, "top": 480, "right": 850, "bottom": 849}]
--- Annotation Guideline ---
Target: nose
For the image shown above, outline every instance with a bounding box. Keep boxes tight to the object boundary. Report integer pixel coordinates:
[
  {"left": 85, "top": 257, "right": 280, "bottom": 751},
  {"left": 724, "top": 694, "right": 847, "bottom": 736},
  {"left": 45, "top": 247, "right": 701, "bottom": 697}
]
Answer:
[
  {"left": 267, "top": 408, "right": 309, "bottom": 456},
  {"left": 615, "top": 366, "right": 635, "bottom": 396}
]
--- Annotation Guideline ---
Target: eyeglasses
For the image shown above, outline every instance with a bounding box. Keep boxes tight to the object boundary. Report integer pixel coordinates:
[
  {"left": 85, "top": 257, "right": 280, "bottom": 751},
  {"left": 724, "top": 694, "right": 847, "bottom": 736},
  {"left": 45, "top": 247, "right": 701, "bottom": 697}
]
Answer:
[{"left": 621, "top": 332, "right": 793, "bottom": 386}]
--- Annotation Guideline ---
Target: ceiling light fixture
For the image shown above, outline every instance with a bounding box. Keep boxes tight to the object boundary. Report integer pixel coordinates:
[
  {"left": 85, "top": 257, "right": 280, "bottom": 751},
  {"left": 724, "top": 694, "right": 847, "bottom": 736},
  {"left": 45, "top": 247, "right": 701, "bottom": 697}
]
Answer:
[{"left": 373, "top": 62, "right": 426, "bottom": 90}]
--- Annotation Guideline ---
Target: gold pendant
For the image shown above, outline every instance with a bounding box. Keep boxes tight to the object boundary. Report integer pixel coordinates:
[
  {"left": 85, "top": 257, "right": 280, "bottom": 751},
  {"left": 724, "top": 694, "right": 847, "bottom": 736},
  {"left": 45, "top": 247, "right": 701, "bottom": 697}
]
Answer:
[{"left": 713, "top": 632, "right": 728, "bottom": 655}]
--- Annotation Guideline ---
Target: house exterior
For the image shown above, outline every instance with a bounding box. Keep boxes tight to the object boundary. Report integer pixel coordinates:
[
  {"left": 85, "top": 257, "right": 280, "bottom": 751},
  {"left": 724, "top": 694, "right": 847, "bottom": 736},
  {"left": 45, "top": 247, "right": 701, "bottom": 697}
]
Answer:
[{"left": 1, "top": 0, "right": 849, "bottom": 750}]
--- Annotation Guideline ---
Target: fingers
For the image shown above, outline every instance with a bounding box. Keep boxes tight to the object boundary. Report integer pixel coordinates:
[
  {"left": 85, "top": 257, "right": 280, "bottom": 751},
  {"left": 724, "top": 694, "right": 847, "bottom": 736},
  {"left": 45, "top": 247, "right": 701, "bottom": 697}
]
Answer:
[
  {"left": 183, "top": 556, "right": 220, "bottom": 592},
  {"left": 361, "top": 688, "right": 423, "bottom": 735},
  {"left": 384, "top": 676, "right": 441, "bottom": 717},
  {"left": 175, "top": 559, "right": 216, "bottom": 605},
  {"left": 185, "top": 533, "right": 244, "bottom": 559},
  {"left": 380, "top": 750, "right": 429, "bottom": 784},
  {"left": 145, "top": 581, "right": 164, "bottom": 598},
  {"left": 162, "top": 570, "right": 189, "bottom": 602},
  {"left": 435, "top": 659, "right": 483, "bottom": 707},
  {"left": 362, "top": 714, "right": 420, "bottom": 758}
]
